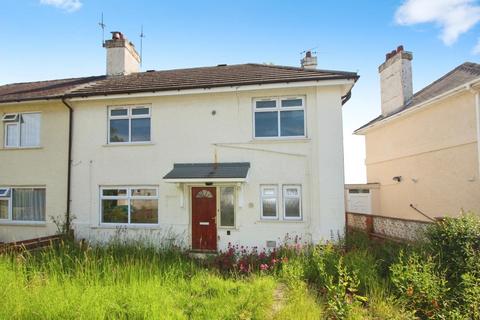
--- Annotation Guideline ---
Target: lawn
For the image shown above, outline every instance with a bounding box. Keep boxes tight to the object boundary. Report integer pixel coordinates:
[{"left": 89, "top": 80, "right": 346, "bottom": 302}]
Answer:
[{"left": 0, "top": 215, "right": 478, "bottom": 319}]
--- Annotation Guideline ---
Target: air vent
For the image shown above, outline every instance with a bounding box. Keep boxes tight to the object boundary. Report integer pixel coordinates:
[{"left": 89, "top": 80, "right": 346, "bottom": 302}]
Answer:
[{"left": 266, "top": 240, "right": 276, "bottom": 248}]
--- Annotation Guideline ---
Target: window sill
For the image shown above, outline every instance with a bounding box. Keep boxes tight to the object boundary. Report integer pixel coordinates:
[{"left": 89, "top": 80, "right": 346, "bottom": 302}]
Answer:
[
  {"left": 0, "top": 221, "right": 46, "bottom": 227},
  {"left": 92, "top": 224, "right": 162, "bottom": 229},
  {"left": 250, "top": 137, "right": 310, "bottom": 144},
  {"left": 256, "top": 219, "right": 304, "bottom": 223},
  {"left": 0, "top": 146, "right": 43, "bottom": 151},
  {"left": 102, "top": 142, "right": 155, "bottom": 147}
]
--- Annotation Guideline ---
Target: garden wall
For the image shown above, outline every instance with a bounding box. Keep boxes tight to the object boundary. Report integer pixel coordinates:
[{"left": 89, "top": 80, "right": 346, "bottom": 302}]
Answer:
[{"left": 346, "top": 212, "right": 432, "bottom": 242}]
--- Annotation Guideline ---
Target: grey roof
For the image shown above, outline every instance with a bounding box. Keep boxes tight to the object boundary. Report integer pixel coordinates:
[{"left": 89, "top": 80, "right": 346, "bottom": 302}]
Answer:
[
  {"left": 163, "top": 162, "right": 250, "bottom": 180},
  {"left": 355, "top": 62, "right": 480, "bottom": 133}
]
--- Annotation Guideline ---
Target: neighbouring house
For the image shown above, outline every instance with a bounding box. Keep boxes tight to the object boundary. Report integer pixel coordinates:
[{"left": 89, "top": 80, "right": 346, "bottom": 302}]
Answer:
[
  {"left": 353, "top": 46, "right": 480, "bottom": 221},
  {"left": 0, "top": 76, "right": 101, "bottom": 242},
  {"left": 0, "top": 32, "right": 358, "bottom": 251}
]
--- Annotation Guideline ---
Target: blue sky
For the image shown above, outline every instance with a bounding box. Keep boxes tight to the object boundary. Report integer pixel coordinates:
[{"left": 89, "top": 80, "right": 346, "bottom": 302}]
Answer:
[{"left": 1, "top": 0, "right": 480, "bottom": 182}]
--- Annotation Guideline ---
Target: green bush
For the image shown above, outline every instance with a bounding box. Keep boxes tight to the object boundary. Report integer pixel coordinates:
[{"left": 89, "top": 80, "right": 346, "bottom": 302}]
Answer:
[
  {"left": 390, "top": 252, "right": 449, "bottom": 319},
  {"left": 426, "top": 214, "right": 480, "bottom": 284}
]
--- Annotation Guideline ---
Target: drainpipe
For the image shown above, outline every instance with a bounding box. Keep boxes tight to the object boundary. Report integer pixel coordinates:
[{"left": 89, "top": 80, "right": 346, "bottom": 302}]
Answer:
[
  {"left": 468, "top": 85, "right": 480, "bottom": 176},
  {"left": 61, "top": 98, "right": 73, "bottom": 236}
]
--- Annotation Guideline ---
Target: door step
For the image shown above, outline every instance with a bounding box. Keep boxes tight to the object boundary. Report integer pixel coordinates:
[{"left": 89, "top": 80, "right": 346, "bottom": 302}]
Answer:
[{"left": 188, "top": 250, "right": 217, "bottom": 259}]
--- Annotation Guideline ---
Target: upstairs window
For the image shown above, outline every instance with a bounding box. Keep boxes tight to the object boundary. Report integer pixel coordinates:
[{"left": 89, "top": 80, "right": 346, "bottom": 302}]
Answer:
[
  {"left": 108, "top": 106, "right": 151, "bottom": 143},
  {"left": 253, "top": 97, "right": 305, "bottom": 138},
  {"left": 2, "top": 113, "right": 41, "bottom": 148}
]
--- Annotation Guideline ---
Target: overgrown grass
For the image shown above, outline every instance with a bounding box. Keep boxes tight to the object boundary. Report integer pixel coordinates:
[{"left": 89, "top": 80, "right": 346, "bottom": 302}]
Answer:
[
  {"left": 0, "top": 242, "right": 275, "bottom": 319},
  {"left": 1, "top": 216, "right": 478, "bottom": 319}
]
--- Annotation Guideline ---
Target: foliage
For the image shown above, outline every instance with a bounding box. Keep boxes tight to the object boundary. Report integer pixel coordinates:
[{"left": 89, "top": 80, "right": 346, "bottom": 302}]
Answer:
[
  {"left": 425, "top": 214, "right": 480, "bottom": 284},
  {"left": 390, "top": 252, "right": 449, "bottom": 319}
]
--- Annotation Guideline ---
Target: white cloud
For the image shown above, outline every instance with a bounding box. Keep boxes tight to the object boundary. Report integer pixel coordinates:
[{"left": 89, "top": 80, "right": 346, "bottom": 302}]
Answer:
[
  {"left": 473, "top": 38, "right": 480, "bottom": 54},
  {"left": 395, "top": 0, "right": 480, "bottom": 45},
  {"left": 40, "top": 0, "right": 82, "bottom": 12}
]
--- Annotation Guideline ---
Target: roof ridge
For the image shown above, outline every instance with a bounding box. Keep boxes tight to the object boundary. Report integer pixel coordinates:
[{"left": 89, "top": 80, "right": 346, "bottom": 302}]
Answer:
[{"left": 247, "top": 63, "right": 358, "bottom": 76}]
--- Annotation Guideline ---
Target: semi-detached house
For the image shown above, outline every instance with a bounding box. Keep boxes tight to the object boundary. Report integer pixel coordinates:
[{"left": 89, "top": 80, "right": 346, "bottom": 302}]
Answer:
[{"left": 0, "top": 32, "right": 358, "bottom": 251}]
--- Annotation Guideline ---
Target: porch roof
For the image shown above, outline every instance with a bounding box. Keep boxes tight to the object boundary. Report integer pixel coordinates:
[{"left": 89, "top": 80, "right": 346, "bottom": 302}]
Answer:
[{"left": 163, "top": 162, "right": 250, "bottom": 183}]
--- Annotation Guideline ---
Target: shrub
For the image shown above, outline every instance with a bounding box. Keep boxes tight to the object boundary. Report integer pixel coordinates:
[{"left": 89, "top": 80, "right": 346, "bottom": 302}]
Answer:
[
  {"left": 390, "top": 252, "right": 449, "bottom": 319},
  {"left": 425, "top": 214, "right": 480, "bottom": 284}
]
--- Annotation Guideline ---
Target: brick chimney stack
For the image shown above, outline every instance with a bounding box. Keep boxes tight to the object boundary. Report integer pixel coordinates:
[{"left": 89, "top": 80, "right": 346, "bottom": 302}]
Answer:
[
  {"left": 104, "top": 31, "right": 140, "bottom": 76},
  {"left": 379, "top": 45, "right": 413, "bottom": 116}
]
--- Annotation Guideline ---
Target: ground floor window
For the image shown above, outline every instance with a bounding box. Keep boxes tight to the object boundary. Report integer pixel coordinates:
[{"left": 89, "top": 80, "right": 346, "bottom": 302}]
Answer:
[
  {"left": 260, "top": 184, "right": 302, "bottom": 220},
  {"left": 0, "top": 187, "right": 46, "bottom": 222},
  {"left": 100, "top": 187, "right": 158, "bottom": 224},
  {"left": 219, "top": 186, "right": 235, "bottom": 227}
]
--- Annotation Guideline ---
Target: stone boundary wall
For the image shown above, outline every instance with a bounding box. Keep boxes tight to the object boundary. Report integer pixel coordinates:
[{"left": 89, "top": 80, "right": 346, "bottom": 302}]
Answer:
[{"left": 346, "top": 212, "right": 432, "bottom": 242}]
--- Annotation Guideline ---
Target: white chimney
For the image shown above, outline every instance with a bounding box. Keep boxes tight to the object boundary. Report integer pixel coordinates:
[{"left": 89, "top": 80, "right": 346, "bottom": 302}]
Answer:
[
  {"left": 379, "top": 45, "right": 413, "bottom": 116},
  {"left": 104, "top": 31, "right": 140, "bottom": 76},
  {"left": 301, "top": 51, "right": 317, "bottom": 69}
]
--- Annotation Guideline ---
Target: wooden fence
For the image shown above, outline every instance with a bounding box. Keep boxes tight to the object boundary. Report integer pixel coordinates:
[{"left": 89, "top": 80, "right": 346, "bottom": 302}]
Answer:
[{"left": 0, "top": 234, "right": 63, "bottom": 253}]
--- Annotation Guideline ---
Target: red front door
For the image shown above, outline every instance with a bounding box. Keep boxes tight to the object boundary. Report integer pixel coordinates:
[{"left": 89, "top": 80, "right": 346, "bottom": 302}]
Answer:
[{"left": 191, "top": 187, "right": 217, "bottom": 251}]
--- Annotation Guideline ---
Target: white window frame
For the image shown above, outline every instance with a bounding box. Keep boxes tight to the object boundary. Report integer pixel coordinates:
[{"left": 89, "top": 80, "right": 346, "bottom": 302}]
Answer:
[
  {"left": 3, "top": 112, "right": 41, "bottom": 148},
  {"left": 0, "top": 187, "right": 46, "bottom": 223},
  {"left": 252, "top": 96, "right": 306, "bottom": 139},
  {"left": 100, "top": 186, "right": 159, "bottom": 226},
  {"left": 217, "top": 185, "right": 236, "bottom": 229},
  {"left": 107, "top": 105, "right": 151, "bottom": 144},
  {"left": 260, "top": 185, "right": 279, "bottom": 220},
  {"left": 282, "top": 185, "right": 302, "bottom": 220}
]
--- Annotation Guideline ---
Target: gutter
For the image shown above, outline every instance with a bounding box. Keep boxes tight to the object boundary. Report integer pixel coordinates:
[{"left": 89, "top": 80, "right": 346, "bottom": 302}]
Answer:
[
  {"left": 61, "top": 98, "right": 73, "bottom": 235},
  {"left": 355, "top": 77, "right": 480, "bottom": 135}
]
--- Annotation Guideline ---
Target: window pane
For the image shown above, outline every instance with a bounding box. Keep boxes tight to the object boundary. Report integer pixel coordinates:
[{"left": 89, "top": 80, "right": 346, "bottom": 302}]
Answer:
[
  {"left": 220, "top": 187, "right": 235, "bottom": 227},
  {"left": 280, "top": 110, "right": 304, "bottom": 136},
  {"left": 131, "top": 199, "right": 158, "bottom": 224},
  {"left": 281, "top": 99, "right": 303, "bottom": 108},
  {"left": 285, "top": 197, "right": 300, "bottom": 218},
  {"left": 110, "top": 119, "right": 129, "bottom": 142},
  {"left": 131, "top": 108, "right": 149, "bottom": 115},
  {"left": 262, "top": 198, "right": 277, "bottom": 217},
  {"left": 263, "top": 188, "right": 276, "bottom": 196},
  {"left": 131, "top": 188, "right": 157, "bottom": 197},
  {"left": 111, "top": 109, "right": 128, "bottom": 116},
  {"left": 285, "top": 188, "right": 299, "bottom": 196},
  {"left": 20, "top": 113, "right": 41, "bottom": 147},
  {"left": 6, "top": 124, "right": 18, "bottom": 147},
  {"left": 255, "top": 112, "right": 278, "bottom": 137},
  {"left": 0, "top": 200, "right": 8, "bottom": 219},
  {"left": 12, "top": 189, "right": 45, "bottom": 221},
  {"left": 102, "top": 199, "right": 128, "bottom": 223},
  {"left": 256, "top": 100, "right": 276, "bottom": 108},
  {"left": 102, "top": 189, "right": 127, "bottom": 197},
  {"left": 131, "top": 118, "right": 151, "bottom": 142}
]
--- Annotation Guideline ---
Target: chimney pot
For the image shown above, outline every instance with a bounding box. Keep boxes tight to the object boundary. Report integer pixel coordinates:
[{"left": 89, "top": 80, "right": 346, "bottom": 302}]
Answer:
[
  {"left": 306, "top": 51, "right": 312, "bottom": 58},
  {"left": 397, "top": 45, "right": 404, "bottom": 53}
]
